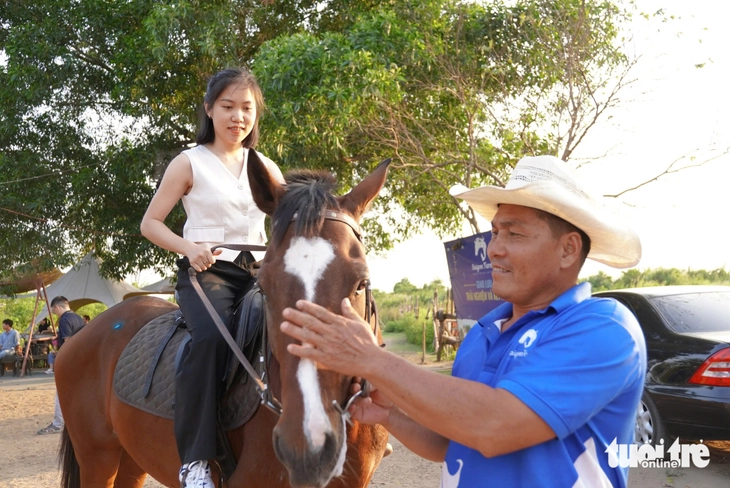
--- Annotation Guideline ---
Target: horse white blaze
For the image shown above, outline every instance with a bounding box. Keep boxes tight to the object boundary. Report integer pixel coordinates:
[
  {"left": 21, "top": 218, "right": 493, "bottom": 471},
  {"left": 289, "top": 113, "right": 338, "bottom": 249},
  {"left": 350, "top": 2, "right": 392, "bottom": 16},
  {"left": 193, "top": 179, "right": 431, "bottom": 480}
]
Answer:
[
  {"left": 296, "top": 359, "right": 330, "bottom": 450},
  {"left": 333, "top": 415, "right": 348, "bottom": 476},
  {"left": 284, "top": 236, "right": 336, "bottom": 451},
  {"left": 284, "top": 236, "right": 335, "bottom": 302}
]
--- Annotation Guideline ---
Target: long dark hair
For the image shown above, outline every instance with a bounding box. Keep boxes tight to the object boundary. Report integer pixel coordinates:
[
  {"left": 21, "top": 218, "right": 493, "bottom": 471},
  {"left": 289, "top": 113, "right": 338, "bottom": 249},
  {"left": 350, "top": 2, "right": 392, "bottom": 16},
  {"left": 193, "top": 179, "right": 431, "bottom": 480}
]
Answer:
[{"left": 196, "top": 68, "right": 265, "bottom": 148}]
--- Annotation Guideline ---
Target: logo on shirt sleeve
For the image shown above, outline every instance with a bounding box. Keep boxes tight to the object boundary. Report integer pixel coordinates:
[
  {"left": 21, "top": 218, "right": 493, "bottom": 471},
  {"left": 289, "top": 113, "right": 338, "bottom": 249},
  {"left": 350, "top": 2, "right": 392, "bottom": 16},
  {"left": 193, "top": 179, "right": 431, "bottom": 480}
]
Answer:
[
  {"left": 509, "top": 329, "right": 538, "bottom": 358},
  {"left": 441, "top": 459, "right": 464, "bottom": 488}
]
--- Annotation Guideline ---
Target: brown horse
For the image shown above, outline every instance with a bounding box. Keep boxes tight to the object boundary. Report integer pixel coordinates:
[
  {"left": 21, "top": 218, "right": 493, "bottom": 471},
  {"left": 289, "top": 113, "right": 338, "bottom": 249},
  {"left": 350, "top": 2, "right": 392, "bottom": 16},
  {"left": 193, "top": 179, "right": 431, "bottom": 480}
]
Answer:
[{"left": 56, "top": 153, "right": 391, "bottom": 488}]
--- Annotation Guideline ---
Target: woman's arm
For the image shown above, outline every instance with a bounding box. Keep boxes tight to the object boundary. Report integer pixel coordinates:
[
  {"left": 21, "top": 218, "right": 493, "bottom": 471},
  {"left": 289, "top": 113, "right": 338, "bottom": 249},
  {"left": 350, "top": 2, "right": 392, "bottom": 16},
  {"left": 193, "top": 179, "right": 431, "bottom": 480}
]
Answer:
[{"left": 140, "top": 153, "right": 217, "bottom": 271}]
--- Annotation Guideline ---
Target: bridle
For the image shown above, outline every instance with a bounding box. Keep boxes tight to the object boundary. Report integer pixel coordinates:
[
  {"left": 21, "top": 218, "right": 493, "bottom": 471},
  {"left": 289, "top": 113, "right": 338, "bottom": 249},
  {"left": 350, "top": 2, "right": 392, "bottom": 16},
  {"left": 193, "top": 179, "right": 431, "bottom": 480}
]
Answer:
[
  {"left": 188, "top": 208, "right": 379, "bottom": 421},
  {"left": 290, "top": 209, "right": 376, "bottom": 326}
]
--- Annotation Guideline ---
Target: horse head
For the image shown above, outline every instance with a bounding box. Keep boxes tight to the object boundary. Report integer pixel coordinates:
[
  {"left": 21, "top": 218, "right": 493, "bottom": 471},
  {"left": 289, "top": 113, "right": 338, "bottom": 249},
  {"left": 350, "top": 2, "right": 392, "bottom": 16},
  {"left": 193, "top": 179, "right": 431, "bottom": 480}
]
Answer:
[{"left": 247, "top": 151, "right": 390, "bottom": 488}]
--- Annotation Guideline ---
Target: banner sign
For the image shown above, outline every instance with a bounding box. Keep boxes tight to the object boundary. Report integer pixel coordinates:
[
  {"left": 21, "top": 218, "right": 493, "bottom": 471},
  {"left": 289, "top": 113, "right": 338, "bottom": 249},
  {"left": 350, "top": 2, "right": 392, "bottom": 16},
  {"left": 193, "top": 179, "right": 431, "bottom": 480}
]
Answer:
[{"left": 443, "top": 232, "right": 504, "bottom": 332}]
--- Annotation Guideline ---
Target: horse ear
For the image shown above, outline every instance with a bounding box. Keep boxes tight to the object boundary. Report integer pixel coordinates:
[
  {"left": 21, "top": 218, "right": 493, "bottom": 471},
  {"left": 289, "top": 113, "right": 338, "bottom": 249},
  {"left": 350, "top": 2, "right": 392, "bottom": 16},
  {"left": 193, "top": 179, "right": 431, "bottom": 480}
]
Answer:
[
  {"left": 339, "top": 158, "right": 391, "bottom": 221},
  {"left": 248, "top": 149, "right": 285, "bottom": 216}
]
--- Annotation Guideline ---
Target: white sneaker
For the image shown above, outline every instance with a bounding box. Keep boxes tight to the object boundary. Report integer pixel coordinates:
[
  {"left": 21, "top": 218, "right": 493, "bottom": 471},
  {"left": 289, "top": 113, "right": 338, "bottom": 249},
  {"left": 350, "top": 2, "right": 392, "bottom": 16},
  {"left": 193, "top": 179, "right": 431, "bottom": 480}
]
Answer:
[
  {"left": 37, "top": 423, "right": 62, "bottom": 435},
  {"left": 44, "top": 368, "right": 54, "bottom": 375},
  {"left": 179, "top": 460, "right": 214, "bottom": 488}
]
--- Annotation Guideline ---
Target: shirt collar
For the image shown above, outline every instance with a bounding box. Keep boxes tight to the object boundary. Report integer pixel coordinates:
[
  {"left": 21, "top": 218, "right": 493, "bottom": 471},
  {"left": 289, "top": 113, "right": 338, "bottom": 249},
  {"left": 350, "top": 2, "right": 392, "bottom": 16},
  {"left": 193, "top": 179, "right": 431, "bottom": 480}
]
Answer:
[
  {"left": 477, "top": 282, "right": 592, "bottom": 329},
  {"left": 550, "top": 281, "right": 592, "bottom": 313}
]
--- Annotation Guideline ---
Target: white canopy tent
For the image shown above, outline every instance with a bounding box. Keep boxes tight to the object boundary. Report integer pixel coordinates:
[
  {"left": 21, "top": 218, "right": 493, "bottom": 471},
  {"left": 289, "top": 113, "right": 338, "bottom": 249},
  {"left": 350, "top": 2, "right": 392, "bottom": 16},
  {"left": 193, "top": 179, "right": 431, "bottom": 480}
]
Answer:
[
  {"left": 134, "top": 277, "right": 175, "bottom": 296},
  {"left": 17, "top": 252, "right": 152, "bottom": 322}
]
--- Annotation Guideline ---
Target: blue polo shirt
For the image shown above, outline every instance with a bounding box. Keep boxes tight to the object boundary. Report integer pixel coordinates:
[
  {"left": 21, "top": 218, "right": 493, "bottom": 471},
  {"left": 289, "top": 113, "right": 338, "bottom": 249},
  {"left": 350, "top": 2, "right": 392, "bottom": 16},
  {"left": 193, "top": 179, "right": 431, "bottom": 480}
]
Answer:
[
  {"left": 442, "top": 283, "right": 646, "bottom": 488},
  {"left": 1, "top": 328, "right": 20, "bottom": 352}
]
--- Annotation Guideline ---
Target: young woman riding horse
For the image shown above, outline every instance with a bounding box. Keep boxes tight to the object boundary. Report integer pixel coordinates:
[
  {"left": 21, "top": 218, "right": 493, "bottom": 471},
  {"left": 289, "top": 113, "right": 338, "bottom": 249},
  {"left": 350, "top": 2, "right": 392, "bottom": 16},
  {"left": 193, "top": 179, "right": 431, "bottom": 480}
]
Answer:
[
  {"left": 56, "top": 70, "right": 390, "bottom": 488},
  {"left": 139, "top": 68, "right": 284, "bottom": 487}
]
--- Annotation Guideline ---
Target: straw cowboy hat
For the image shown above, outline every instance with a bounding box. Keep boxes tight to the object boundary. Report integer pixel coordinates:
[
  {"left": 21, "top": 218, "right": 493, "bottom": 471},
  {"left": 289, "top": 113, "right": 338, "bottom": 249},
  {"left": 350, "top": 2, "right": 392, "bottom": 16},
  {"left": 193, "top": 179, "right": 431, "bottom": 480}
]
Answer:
[{"left": 449, "top": 155, "right": 641, "bottom": 269}]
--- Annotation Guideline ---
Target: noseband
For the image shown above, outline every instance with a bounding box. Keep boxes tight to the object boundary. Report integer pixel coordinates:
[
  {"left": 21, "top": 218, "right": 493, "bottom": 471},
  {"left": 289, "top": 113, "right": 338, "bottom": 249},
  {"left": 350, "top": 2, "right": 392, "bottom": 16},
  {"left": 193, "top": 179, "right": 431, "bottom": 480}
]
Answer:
[{"left": 188, "top": 209, "right": 378, "bottom": 420}]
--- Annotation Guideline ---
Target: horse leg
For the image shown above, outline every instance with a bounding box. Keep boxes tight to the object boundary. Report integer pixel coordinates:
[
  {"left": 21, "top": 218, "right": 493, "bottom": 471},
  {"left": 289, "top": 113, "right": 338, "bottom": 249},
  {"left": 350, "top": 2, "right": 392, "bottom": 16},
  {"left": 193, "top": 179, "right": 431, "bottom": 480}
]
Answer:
[
  {"left": 110, "top": 398, "right": 181, "bottom": 487},
  {"left": 65, "top": 423, "right": 143, "bottom": 488},
  {"left": 112, "top": 450, "right": 147, "bottom": 488},
  {"left": 75, "top": 445, "right": 124, "bottom": 488},
  {"left": 58, "top": 345, "right": 125, "bottom": 487}
]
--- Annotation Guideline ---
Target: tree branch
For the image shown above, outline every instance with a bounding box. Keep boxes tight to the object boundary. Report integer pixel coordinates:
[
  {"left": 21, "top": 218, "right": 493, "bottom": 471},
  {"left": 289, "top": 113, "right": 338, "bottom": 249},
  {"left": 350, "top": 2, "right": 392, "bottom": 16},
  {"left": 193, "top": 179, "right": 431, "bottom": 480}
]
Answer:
[{"left": 604, "top": 147, "right": 730, "bottom": 198}]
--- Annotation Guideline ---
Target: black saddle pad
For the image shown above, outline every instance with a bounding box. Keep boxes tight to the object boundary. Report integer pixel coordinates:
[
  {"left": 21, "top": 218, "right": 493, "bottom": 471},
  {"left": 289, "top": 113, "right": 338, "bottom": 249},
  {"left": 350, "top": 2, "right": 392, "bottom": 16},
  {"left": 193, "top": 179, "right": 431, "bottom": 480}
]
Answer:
[{"left": 113, "top": 311, "right": 263, "bottom": 430}]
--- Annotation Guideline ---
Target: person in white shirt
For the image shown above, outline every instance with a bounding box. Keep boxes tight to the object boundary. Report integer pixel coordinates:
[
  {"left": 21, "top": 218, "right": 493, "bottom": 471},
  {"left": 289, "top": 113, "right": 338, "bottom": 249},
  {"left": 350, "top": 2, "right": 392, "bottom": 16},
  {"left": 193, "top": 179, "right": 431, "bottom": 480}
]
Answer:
[{"left": 141, "top": 68, "right": 284, "bottom": 488}]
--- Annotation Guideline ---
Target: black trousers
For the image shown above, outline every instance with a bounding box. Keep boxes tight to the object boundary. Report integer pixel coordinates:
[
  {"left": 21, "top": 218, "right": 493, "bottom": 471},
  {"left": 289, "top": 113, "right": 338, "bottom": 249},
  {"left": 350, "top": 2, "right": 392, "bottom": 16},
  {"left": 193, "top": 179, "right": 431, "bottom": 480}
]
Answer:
[{"left": 174, "top": 255, "right": 254, "bottom": 464}]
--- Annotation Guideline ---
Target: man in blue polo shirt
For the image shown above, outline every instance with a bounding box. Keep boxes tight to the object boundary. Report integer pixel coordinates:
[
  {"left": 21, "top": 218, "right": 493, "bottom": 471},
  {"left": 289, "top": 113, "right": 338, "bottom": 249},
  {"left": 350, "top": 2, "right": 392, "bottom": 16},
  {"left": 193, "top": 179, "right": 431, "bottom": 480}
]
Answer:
[{"left": 279, "top": 155, "right": 646, "bottom": 487}]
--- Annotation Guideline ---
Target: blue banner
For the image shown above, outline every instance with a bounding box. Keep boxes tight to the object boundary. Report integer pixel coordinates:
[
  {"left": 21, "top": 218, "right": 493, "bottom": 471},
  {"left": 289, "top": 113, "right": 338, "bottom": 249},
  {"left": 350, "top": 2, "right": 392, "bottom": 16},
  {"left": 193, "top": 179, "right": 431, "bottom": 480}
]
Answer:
[{"left": 443, "top": 232, "right": 504, "bottom": 333}]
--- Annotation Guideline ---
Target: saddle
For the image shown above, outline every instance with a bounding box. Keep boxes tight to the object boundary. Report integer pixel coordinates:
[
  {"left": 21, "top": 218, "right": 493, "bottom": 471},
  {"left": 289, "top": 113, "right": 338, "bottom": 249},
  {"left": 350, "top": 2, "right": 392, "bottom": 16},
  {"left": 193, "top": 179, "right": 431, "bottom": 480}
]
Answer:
[{"left": 113, "top": 284, "right": 267, "bottom": 477}]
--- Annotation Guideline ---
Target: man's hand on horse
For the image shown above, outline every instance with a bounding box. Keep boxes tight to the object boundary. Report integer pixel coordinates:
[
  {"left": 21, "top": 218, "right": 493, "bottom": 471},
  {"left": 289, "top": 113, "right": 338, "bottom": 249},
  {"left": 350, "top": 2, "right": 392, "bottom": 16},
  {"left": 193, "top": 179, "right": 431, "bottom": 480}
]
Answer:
[
  {"left": 348, "top": 381, "right": 394, "bottom": 426},
  {"left": 281, "top": 298, "right": 381, "bottom": 378}
]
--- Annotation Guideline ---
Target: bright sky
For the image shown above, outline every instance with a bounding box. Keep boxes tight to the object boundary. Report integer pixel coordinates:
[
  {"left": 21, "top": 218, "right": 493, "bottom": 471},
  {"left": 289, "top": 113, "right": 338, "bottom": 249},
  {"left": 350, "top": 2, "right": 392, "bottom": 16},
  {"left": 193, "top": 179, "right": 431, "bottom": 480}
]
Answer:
[{"left": 367, "top": 0, "right": 730, "bottom": 292}]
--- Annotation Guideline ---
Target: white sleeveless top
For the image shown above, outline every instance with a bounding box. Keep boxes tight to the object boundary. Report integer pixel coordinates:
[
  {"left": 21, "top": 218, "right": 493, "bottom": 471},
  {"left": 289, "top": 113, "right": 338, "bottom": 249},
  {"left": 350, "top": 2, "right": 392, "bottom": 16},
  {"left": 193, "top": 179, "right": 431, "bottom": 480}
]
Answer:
[{"left": 181, "top": 145, "right": 283, "bottom": 262}]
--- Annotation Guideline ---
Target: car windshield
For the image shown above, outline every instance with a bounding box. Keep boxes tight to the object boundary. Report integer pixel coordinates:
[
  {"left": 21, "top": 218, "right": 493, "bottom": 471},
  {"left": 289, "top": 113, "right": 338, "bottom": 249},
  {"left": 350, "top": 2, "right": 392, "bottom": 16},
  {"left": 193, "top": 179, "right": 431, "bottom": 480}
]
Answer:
[{"left": 651, "top": 291, "right": 730, "bottom": 334}]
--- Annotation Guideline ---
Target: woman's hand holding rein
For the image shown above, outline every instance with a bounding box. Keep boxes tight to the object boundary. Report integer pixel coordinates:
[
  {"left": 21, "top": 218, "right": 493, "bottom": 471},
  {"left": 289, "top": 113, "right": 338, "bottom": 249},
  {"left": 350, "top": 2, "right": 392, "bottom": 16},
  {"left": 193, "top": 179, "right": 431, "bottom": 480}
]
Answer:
[{"left": 185, "top": 242, "right": 222, "bottom": 272}]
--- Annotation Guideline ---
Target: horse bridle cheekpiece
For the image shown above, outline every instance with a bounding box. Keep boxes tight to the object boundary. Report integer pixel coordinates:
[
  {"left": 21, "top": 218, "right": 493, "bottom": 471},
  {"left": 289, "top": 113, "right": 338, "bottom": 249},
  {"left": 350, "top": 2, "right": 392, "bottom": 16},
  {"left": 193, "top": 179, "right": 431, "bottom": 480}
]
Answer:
[{"left": 187, "top": 208, "right": 376, "bottom": 421}]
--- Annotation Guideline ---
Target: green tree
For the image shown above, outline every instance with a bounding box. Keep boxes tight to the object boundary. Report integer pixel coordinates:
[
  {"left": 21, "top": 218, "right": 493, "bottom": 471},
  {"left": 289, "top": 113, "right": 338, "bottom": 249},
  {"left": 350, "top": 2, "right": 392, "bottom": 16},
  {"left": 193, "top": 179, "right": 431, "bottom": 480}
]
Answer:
[
  {"left": 255, "top": 0, "right": 635, "bottom": 242},
  {"left": 585, "top": 270, "right": 615, "bottom": 292},
  {"left": 76, "top": 302, "right": 108, "bottom": 320},
  {"left": 581, "top": 267, "right": 730, "bottom": 290},
  {"left": 1, "top": 0, "right": 638, "bottom": 280},
  {"left": 0, "top": 297, "right": 38, "bottom": 333},
  {"left": 392, "top": 278, "right": 418, "bottom": 294},
  {"left": 0, "top": 0, "right": 379, "bottom": 282}
]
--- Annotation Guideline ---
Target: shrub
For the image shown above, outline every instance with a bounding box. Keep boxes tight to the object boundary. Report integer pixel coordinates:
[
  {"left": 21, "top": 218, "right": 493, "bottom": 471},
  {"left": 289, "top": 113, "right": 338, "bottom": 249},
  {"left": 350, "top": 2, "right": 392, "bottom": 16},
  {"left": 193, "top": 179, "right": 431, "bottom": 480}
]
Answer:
[{"left": 383, "top": 314, "right": 434, "bottom": 350}]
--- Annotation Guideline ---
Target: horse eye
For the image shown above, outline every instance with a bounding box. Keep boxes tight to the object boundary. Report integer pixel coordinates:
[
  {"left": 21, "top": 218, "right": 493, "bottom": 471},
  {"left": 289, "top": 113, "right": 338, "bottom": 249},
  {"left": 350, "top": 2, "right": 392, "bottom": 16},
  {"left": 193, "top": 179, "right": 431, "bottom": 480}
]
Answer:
[{"left": 354, "top": 280, "right": 368, "bottom": 296}]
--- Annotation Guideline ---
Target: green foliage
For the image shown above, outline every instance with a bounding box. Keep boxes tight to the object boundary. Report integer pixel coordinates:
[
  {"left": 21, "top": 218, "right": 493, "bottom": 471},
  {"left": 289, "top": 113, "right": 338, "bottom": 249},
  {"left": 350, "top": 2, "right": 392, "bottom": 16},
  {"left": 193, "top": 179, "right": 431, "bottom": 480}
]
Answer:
[
  {"left": 76, "top": 302, "right": 108, "bottom": 320},
  {"left": 255, "top": 0, "right": 635, "bottom": 242},
  {"left": 392, "top": 278, "right": 418, "bottom": 294},
  {"left": 582, "top": 267, "right": 730, "bottom": 291},
  {"left": 383, "top": 314, "right": 435, "bottom": 351},
  {"left": 0, "top": 297, "right": 38, "bottom": 332},
  {"left": 0, "top": 0, "right": 382, "bottom": 279},
  {"left": 1, "top": 0, "right": 637, "bottom": 279},
  {"left": 375, "top": 278, "right": 448, "bottom": 349},
  {"left": 0, "top": 296, "right": 108, "bottom": 331}
]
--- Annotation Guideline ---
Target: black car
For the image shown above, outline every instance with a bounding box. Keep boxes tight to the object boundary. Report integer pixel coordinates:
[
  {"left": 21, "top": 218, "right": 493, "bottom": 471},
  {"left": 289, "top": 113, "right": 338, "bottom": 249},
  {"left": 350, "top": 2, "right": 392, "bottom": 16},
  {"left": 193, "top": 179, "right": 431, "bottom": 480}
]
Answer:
[{"left": 593, "top": 286, "right": 730, "bottom": 445}]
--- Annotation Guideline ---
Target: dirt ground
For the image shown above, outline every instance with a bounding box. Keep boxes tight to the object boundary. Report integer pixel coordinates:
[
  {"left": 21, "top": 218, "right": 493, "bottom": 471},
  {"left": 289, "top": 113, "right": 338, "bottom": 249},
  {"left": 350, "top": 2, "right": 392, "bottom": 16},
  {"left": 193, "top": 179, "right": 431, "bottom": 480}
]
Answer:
[{"left": 1, "top": 338, "right": 729, "bottom": 487}]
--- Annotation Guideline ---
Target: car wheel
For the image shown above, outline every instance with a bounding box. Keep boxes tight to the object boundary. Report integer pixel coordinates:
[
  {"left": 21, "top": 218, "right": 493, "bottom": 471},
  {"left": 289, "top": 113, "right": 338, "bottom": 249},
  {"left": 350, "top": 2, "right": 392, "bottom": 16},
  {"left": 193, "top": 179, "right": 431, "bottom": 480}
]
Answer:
[{"left": 635, "top": 390, "right": 668, "bottom": 447}]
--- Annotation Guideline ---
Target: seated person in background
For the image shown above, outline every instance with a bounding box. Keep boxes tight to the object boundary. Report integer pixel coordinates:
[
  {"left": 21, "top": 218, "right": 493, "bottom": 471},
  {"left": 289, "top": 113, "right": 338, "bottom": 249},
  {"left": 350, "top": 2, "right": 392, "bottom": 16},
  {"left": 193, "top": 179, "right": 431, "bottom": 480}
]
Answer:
[
  {"left": 83, "top": 315, "right": 91, "bottom": 325},
  {"left": 38, "top": 318, "right": 52, "bottom": 334},
  {"left": 1, "top": 319, "right": 22, "bottom": 360}
]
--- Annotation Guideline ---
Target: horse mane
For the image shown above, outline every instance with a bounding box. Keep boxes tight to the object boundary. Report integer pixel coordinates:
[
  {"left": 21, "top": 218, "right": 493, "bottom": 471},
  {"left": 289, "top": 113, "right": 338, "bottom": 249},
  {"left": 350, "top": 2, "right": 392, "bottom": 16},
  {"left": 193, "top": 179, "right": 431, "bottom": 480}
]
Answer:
[{"left": 270, "top": 169, "right": 340, "bottom": 246}]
